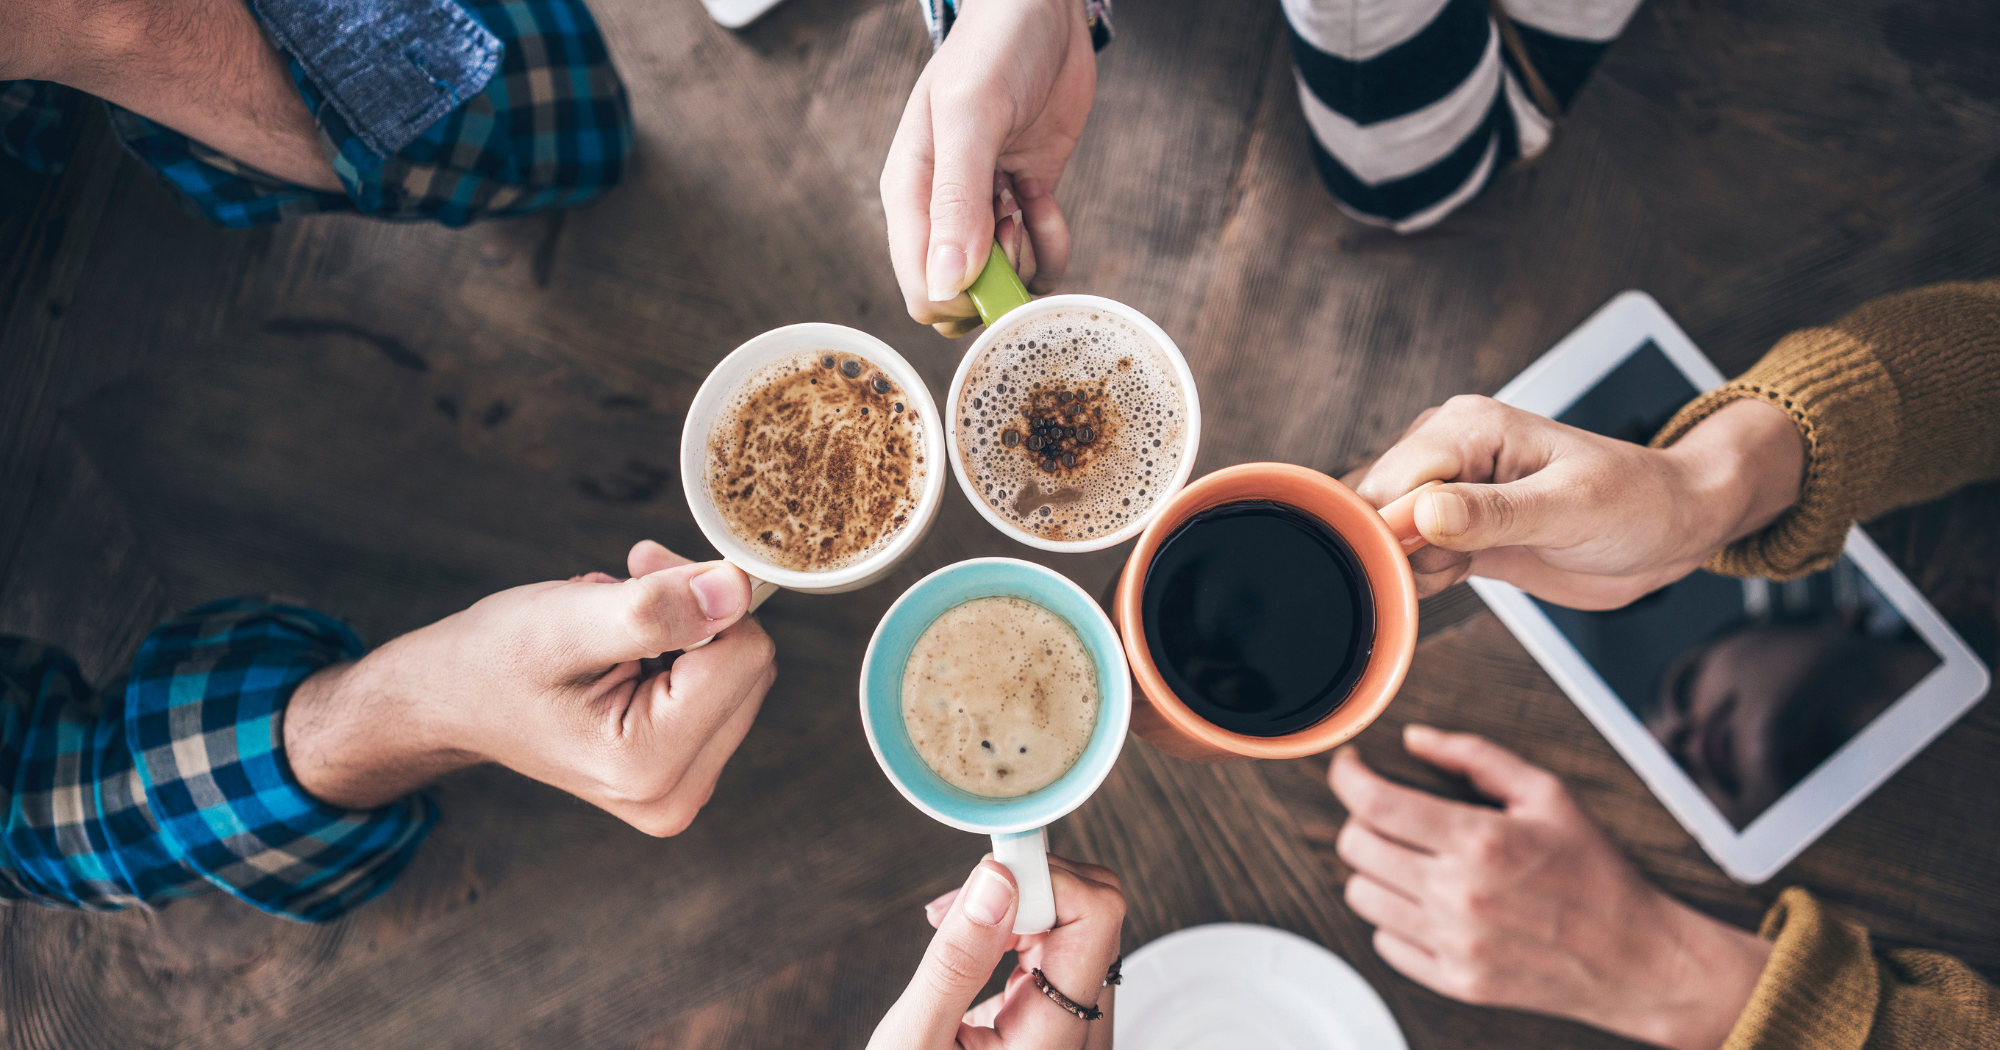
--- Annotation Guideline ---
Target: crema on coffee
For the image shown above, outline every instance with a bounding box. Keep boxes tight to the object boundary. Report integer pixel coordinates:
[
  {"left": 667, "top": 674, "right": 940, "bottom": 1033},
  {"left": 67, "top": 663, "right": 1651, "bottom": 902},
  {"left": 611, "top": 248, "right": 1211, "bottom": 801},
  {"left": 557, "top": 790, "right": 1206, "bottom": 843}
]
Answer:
[
  {"left": 901, "top": 596, "right": 1099, "bottom": 798},
  {"left": 956, "top": 309, "right": 1187, "bottom": 542},
  {"left": 707, "top": 350, "right": 925, "bottom": 572}
]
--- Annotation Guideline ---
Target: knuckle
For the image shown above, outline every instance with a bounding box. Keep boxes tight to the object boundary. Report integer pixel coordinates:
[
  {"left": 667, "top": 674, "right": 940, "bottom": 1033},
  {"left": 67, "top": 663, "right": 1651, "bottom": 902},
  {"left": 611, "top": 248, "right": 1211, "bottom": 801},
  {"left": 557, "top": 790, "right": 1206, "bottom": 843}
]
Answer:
[
  {"left": 1342, "top": 876, "right": 1374, "bottom": 917},
  {"left": 922, "top": 937, "right": 993, "bottom": 995},
  {"left": 1441, "top": 394, "right": 1496, "bottom": 420},
  {"left": 632, "top": 801, "right": 701, "bottom": 838},
  {"left": 1333, "top": 821, "right": 1367, "bottom": 866},
  {"left": 1092, "top": 883, "right": 1128, "bottom": 924},
  {"left": 928, "top": 181, "right": 987, "bottom": 228},
  {"left": 1450, "top": 963, "right": 1501, "bottom": 1005},
  {"left": 1464, "top": 826, "right": 1512, "bottom": 868},
  {"left": 1075, "top": 861, "right": 1122, "bottom": 891}
]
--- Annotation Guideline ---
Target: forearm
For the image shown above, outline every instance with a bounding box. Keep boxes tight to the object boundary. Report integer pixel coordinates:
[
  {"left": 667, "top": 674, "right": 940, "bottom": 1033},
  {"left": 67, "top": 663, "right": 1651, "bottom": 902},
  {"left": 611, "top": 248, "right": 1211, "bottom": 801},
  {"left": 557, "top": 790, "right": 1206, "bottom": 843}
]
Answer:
[
  {"left": 1605, "top": 896, "right": 1774, "bottom": 1050},
  {"left": 1655, "top": 280, "right": 2000, "bottom": 579},
  {"left": 1660, "top": 398, "right": 1808, "bottom": 561},
  {"left": 12, "top": 0, "right": 341, "bottom": 190},
  {"left": 284, "top": 631, "right": 482, "bottom": 810}
]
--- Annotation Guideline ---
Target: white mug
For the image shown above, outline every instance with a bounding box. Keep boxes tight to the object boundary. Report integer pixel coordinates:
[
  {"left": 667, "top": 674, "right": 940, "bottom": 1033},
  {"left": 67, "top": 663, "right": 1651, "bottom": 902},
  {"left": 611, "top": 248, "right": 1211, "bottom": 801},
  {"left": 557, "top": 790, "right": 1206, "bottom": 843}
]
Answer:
[
  {"left": 678, "top": 324, "right": 948, "bottom": 642},
  {"left": 945, "top": 276, "right": 1202, "bottom": 553}
]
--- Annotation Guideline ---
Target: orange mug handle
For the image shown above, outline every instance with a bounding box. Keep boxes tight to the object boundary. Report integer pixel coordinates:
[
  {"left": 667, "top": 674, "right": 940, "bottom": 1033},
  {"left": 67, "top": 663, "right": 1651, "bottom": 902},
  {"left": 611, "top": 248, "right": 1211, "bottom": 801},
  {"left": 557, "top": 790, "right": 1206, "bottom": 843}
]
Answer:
[{"left": 1376, "top": 481, "right": 1441, "bottom": 554}]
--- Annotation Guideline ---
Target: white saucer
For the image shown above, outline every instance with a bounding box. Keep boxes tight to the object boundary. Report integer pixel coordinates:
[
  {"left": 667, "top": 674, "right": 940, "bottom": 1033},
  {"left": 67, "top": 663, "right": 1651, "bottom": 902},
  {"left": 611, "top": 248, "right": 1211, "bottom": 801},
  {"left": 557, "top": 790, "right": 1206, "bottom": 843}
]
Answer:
[{"left": 1112, "top": 924, "right": 1408, "bottom": 1050}]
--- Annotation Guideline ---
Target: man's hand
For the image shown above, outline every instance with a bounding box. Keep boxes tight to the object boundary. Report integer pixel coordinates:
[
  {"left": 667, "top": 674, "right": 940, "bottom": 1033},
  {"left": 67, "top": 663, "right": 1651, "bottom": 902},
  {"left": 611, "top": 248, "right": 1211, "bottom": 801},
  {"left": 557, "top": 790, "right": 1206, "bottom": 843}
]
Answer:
[
  {"left": 882, "top": 0, "right": 1096, "bottom": 337},
  {"left": 285, "top": 540, "right": 778, "bottom": 837},
  {"left": 1331, "top": 726, "right": 1771, "bottom": 1050},
  {"left": 1348, "top": 395, "right": 1807, "bottom": 609},
  {"left": 2, "top": 0, "right": 342, "bottom": 191},
  {"left": 870, "top": 855, "right": 1124, "bottom": 1050}
]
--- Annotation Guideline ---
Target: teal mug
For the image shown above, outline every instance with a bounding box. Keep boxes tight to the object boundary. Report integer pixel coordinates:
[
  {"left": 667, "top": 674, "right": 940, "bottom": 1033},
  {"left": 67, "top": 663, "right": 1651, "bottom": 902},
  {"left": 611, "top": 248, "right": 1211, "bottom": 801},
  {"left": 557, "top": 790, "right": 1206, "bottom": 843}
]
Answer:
[{"left": 860, "top": 558, "right": 1132, "bottom": 934}]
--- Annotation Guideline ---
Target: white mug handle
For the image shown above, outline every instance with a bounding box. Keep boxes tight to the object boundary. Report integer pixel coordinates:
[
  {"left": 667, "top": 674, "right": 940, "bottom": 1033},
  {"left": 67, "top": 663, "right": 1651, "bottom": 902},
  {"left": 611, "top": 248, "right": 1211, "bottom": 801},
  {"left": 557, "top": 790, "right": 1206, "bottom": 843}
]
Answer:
[
  {"left": 682, "top": 577, "right": 780, "bottom": 651},
  {"left": 991, "top": 827, "right": 1056, "bottom": 935}
]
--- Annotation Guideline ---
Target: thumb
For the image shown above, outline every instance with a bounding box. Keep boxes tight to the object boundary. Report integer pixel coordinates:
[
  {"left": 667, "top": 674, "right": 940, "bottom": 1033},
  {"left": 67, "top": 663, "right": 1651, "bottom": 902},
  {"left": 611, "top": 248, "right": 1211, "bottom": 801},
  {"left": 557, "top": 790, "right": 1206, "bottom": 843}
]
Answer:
[
  {"left": 925, "top": 107, "right": 1007, "bottom": 303},
  {"left": 1402, "top": 724, "right": 1559, "bottom": 810},
  {"left": 873, "top": 860, "right": 1018, "bottom": 1049},
  {"left": 1415, "top": 476, "right": 1566, "bottom": 553},
  {"left": 557, "top": 561, "right": 752, "bottom": 666}
]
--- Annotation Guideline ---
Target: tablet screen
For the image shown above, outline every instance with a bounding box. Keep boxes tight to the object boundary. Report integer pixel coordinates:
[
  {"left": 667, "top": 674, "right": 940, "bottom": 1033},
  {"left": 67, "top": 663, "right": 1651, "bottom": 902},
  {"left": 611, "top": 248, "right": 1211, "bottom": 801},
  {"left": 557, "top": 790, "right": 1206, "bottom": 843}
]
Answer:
[{"left": 1530, "top": 342, "right": 1942, "bottom": 829}]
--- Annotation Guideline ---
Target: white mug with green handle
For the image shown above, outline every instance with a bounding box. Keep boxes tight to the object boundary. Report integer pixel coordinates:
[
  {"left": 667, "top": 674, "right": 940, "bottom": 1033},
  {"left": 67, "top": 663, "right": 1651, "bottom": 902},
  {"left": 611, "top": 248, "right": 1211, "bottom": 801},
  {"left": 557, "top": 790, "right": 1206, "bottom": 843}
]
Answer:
[{"left": 948, "top": 242, "right": 1203, "bottom": 553}]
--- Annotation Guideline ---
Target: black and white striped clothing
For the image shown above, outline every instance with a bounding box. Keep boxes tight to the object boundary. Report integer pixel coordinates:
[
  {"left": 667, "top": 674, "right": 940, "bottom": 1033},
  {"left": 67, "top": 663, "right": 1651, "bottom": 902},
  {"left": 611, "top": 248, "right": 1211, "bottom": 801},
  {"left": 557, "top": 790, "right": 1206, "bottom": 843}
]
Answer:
[{"left": 1284, "top": 0, "right": 1643, "bottom": 231}]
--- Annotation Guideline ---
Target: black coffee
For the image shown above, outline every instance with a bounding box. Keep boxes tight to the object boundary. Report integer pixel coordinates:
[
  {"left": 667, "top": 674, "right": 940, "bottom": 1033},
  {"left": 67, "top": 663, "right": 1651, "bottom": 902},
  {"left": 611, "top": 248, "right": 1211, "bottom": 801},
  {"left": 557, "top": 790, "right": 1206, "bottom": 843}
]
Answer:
[{"left": 1140, "top": 500, "right": 1375, "bottom": 736}]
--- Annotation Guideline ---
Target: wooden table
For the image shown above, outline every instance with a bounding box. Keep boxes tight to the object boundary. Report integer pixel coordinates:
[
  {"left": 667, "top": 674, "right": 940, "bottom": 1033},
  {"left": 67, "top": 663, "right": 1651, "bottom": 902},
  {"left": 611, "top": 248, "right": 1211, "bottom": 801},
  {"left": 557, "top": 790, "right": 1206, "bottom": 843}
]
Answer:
[{"left": 3, "top": 0, "right": 1997, "bottom": 1046}]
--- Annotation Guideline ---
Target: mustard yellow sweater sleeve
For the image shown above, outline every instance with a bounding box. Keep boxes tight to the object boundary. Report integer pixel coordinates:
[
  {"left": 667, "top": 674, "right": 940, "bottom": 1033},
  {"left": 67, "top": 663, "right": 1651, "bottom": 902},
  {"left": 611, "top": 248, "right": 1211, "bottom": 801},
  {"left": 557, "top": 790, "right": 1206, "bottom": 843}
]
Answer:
[
  {"left": 1653, "top": 280, "right": 2000, "bottom": 579},
  {"left": 1720, "top": 888, "right": 2000, "bottom": 1050}
]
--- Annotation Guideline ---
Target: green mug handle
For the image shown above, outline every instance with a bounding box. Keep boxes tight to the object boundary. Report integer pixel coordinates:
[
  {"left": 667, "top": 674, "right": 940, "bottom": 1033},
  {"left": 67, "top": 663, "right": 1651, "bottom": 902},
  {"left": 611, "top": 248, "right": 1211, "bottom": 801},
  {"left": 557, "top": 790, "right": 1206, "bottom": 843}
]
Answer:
[{"left": 965, "top": 240, "right": 1033, "bottom": 327}]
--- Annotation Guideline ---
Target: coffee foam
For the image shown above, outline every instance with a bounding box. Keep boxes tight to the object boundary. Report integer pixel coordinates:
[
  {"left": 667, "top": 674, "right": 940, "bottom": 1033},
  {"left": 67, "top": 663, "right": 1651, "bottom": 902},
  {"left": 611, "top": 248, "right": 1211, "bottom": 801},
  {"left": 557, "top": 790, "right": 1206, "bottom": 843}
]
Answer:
[
  {"left": 901, "top": 596, "right": 1099, "bottom": 798},
  {"left": 956, "top": 308, "right": 1186, "bottom": 542},
  {"left": 706, "top": 350, "right": 926, "bottom": 572}
]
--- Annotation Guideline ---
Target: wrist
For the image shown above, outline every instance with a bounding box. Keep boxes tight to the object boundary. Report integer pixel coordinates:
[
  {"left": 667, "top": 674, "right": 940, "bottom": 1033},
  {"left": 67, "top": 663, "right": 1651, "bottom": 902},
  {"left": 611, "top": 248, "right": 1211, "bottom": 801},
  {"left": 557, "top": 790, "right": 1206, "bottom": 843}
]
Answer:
[
  {"left": 1661, "top": 398, "right": 1807, "bottom": 560},
  {"left": 283, "top": 634, "right": 480, "bottom": 809},
  {"left": 1619, "top": 898, "right": 1772, "bottom": 1050}
]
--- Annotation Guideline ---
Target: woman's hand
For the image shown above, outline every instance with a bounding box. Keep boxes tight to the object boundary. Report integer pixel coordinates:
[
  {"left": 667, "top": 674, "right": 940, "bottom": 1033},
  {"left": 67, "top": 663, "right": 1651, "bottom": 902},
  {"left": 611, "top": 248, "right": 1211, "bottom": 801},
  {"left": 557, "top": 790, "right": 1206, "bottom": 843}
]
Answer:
[
  {"left": 870, "top": 855, "right": 1125, "bottom": 1050},
  {"left": 286, "top": 539, "right": 778, "bottom": 837},
  {"left": 1349, "top": 395, "right": 1806, "bottom": 609},
  {"left": 881, "top": 0, "right": 1096, "bottom": 337},
  {"left": 1331, "top": 726, "right": 1770, "bottom": 1050}
]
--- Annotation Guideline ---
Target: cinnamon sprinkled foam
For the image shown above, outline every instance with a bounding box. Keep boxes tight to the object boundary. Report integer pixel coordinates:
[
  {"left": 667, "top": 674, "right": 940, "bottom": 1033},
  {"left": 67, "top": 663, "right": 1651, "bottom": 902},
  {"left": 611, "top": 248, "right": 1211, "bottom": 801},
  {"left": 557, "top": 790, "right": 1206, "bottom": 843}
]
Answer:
[{"left": 707, "top": 350, "right": 925, "bottom": 572}]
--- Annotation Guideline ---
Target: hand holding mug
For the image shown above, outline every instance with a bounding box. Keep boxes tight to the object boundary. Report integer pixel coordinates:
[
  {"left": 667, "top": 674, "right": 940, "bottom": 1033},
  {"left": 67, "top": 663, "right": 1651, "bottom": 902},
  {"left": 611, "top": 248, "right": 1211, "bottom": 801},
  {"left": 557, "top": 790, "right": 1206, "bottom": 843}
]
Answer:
[
  {"left": 1330, "top": 726, "right": 1770, "bottom": 1050},
  {"left": 287, "top": 540, "right": 778, "bottom": 837},
  {"left": 869, "top": 855, "right": 1125, "bottom": 1050},
  {"left": 1348, "top": 395, "right": 1807, "bottom": 609},
  {"left": 881, "top": 0, "right": 1095, "bottom": 335}
]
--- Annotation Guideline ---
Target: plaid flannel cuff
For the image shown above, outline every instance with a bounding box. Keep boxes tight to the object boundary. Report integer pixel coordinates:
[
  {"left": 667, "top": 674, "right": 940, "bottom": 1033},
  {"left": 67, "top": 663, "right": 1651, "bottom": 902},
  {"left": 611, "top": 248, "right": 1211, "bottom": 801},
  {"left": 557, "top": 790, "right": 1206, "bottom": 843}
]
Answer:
[
  {"left": 124, "top": 599, "right": 436, "bottom": 922},
  {"left": 0, "top": 640, "right": 207, "bottom": 910}
]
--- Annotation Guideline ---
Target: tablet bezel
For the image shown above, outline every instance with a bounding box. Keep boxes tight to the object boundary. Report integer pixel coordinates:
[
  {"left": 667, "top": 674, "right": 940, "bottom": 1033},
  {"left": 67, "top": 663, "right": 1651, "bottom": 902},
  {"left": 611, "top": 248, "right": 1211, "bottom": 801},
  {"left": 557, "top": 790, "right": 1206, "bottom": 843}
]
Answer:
[{"left": 1469, "top": 290, "right": 1991, "bottom": 883}]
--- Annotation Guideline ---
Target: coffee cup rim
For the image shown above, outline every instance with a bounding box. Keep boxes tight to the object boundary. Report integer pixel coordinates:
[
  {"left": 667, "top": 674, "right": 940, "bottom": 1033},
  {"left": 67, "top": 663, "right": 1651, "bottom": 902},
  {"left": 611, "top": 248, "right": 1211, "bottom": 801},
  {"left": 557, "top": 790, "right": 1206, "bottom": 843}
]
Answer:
[
  {"left": 860, "top": 557, "right": 1132, "bottom": 835},
  {"left": 1114, "top": 463, "right": 1419, "bottom": 760},
  {"left": 679, "top": 323, "right": 947, "bottom": 593},
  {"left": 945, "top": 294, "right": 1202, "bottom": 554}
]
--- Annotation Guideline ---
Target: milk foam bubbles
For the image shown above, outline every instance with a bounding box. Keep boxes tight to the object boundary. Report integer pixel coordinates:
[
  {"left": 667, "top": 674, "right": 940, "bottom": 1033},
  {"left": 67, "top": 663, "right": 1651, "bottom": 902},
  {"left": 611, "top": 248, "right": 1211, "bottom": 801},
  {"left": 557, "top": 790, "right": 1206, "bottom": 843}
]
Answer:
[
  {"left": 901, "top": 596, "right": 1100, "bottom": 798},
  {"left": 956, "top": 309, "right": 1187, "bottom": 542}
]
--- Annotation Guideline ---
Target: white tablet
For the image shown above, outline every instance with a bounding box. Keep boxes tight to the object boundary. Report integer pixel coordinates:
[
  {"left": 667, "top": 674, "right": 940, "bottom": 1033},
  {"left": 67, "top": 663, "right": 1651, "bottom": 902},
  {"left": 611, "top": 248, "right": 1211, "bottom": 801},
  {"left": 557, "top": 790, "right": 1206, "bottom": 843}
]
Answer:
[{"left": 1469, "top": 291, "right": 1991, "bottom": 883}]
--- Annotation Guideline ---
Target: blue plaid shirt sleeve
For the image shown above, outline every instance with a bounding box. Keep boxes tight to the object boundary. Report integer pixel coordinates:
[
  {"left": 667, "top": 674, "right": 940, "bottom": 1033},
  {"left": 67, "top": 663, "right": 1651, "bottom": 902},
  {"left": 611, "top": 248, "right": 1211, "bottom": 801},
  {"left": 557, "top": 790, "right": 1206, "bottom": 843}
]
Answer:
[{"left": 0, "top": 599, "right": 435, "bottom": 922}]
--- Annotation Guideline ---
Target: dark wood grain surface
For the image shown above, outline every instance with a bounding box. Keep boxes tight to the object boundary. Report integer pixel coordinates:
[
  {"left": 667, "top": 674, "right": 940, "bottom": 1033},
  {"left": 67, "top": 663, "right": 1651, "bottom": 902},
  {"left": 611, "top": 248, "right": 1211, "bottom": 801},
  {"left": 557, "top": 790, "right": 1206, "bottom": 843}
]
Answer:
[{"left": 3, "top": 0, "right": 1997, "bottom": 1046}]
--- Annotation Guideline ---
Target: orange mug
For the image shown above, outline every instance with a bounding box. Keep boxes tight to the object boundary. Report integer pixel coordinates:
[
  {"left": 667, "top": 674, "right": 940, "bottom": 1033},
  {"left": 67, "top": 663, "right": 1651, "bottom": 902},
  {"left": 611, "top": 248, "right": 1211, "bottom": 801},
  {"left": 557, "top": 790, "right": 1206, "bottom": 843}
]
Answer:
[{"left": 1112, "top": 462, "right": 1435, "bottom": 761}]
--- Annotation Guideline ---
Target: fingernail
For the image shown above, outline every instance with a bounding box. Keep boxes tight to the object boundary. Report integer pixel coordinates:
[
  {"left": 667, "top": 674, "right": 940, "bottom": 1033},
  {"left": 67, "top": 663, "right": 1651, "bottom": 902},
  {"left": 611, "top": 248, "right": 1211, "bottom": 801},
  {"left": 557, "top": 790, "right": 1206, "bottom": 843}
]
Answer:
[
  {"left": 1405, "top": 724, "right": 1439, "bottom": 746},
  {"left": 925, "top": 888, "right": 961, "bottom": 915},
  {"left": 962, "top": 864, "right": 1012, "bottom": 927},
  {"left": 927, "top": 244, "right": 968, "bottom": 302},
  {"left": 1017, "top": 176, "right": 1045, "bottom": 200},
  {"left": 1427, "top": 491, "right": 1469, "bottom": 539},
  {"left": 689, "top": 565, "right": 744, "bottom": 621}
]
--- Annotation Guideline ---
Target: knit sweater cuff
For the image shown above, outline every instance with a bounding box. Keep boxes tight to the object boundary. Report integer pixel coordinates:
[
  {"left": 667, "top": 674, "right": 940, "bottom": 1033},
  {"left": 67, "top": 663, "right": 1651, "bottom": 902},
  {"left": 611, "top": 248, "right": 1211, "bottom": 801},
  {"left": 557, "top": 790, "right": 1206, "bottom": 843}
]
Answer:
[
  {"left": 1651, "top": 327, "right": 1897, "bottom": 580},
  {"left": 1721, "top": 888, "right": 1880, "bottom": 1050}
]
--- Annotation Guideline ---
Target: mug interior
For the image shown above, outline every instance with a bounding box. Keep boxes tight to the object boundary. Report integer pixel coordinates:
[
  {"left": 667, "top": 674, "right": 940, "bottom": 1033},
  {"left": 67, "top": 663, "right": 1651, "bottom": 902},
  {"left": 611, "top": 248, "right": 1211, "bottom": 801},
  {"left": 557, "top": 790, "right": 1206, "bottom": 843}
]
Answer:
[
  {"left": 861, "top": 558, "right": 1132, "bottom": 834},
  {"left": 1115, "top": 463, "right": 1418, "bottom": 760},
  {"left": 679, "top": 323, "right": 946, "bottom": 593},
  {"left": 945, "top": 295, "right": 1202, "bottom": 554}
]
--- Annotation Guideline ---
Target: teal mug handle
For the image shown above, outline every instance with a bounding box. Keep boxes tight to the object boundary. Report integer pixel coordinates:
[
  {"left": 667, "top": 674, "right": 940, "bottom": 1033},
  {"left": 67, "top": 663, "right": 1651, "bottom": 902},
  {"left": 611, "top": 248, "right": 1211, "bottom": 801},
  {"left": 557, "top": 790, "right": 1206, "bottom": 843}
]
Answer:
[{"left": 966, "top": 240, "right": 1034, "bottom": 328}]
